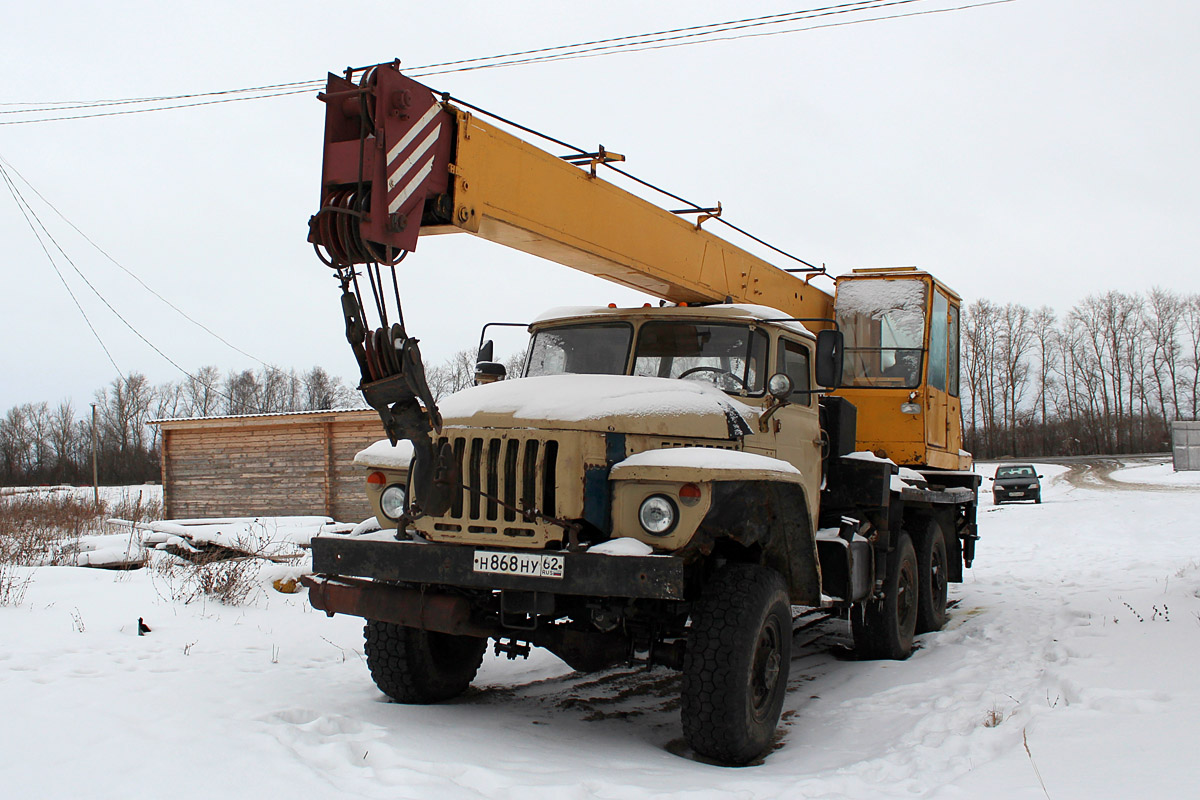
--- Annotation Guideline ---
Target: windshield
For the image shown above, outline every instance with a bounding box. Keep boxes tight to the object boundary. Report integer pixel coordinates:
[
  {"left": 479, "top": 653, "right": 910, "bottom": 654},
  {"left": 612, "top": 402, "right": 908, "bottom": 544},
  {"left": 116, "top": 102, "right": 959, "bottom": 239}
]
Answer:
[
  {"left": 525, "top": 319, "right": 768, "bottom": 395},
  {"left": 836, "top": 278, "right": 928, "bottom": 388},
  {"left": 633, "top": 321, "right": 768, "bottom": 395},
  {"left": 996, "top": 466, "right": 1036, "bottom": 478},
  {"left": 525, "top": 323, "right": 632, "bottom": 377}
]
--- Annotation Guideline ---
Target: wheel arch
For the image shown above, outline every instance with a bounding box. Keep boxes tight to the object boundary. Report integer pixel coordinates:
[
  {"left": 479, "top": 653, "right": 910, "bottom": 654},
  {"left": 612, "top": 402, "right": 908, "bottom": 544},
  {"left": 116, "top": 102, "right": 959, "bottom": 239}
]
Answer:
[{"left": 685, "top": 479, "right": 822, "bottom": 605}]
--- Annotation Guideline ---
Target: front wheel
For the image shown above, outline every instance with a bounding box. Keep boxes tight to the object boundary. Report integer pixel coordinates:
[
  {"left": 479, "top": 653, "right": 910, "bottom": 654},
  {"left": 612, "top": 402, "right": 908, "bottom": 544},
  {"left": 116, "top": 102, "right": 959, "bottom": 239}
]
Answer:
[
  {"left": 363, "top": 620, "right": 487, "bottom": 703},
  {"left": 852, "top": 533, "right": 918, "bottom": 660},
  {"left": 682, "top": 563, "right": 791, "bottom": 765}
]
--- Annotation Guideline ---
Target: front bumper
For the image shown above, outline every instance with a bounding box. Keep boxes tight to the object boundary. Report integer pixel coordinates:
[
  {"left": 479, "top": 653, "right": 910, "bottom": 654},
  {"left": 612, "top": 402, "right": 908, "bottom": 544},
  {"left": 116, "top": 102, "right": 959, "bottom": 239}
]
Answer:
[{"left": 310, "top": 534, "right": 686, "bottom": 600}]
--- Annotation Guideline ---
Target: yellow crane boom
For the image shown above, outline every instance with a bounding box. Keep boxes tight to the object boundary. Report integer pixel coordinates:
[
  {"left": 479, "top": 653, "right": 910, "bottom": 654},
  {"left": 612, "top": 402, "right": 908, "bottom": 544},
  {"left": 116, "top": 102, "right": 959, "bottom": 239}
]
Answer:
[{"left": 310, "top": 63, "right": 832, "bottom": 322}]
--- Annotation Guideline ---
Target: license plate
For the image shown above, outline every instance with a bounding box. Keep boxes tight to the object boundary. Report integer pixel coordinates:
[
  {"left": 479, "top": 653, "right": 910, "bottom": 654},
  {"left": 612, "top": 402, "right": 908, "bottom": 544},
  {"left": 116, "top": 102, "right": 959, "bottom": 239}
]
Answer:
[
  {"left": 1009, "top": 491, "right": 1024, "bottom": 497},
  {"left": 472, "top": 550, "right": 565, "bottom": 579}
]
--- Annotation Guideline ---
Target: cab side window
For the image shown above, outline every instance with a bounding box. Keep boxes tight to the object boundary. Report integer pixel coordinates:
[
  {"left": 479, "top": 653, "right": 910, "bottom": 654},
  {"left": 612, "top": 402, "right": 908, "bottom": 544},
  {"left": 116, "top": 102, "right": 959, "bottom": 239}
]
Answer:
[{"left": 776, "top": 338, "right": 812, "bottom": 406}]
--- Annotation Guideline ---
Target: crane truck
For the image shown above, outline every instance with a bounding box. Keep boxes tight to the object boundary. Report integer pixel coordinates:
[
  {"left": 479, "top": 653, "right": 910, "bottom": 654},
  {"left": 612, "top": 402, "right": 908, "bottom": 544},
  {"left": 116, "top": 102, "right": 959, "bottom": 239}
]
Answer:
[{"left": 302, "top": 61, "right": 980, "bottom": 765}]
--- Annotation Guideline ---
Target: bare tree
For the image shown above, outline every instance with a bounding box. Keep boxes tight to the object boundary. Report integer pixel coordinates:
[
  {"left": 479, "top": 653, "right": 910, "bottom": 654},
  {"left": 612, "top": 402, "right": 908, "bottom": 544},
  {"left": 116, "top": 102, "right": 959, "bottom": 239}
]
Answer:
[
  {"left": 0, "top": 405, "right": 31, "bottom": 481},
  {"left": 224, "top": 369, "right": 261, "bottom": 415},
  {"left": 49, "top": 400, "right": 77, "bottom": 480},
  {"left": 997, "top": 303, "right": 1035, "bottom": 455},
  {"left": 427, "top": 348, "right": 479, "bottom": 401},
  {"left": 302, "top": 366, "right": 355, "bottom": 410},
  {"left": 184, "top": 365, "right": 223, "bottom": 417},
  {"left": 1145, "top": 288, "right": 1184, "bottom": 434},
  {"left": 1029, "top": 307, "right": 1057, "bottom": 454},
  {"left": 1182, "top": 294, "right": 1200, "bottom": 420}
]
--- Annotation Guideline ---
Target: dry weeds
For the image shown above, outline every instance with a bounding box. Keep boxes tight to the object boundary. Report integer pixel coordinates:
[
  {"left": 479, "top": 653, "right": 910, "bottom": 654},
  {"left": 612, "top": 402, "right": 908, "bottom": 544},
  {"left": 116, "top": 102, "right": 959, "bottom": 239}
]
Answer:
[{"left": 0, "top": 488, "right": 163, "bottom": 605}]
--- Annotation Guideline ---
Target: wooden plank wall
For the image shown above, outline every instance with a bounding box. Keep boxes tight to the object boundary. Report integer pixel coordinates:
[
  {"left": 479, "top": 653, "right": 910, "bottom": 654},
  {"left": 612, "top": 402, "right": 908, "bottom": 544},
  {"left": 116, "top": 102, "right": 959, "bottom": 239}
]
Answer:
[{"left": 161, "top": 412, "right": 384, "bottom": 522}]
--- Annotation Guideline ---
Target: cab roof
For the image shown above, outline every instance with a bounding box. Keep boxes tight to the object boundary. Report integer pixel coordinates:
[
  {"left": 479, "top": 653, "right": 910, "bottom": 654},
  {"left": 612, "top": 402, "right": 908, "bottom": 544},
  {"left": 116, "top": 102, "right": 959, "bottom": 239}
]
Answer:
[{"left": 530, "top": 303, "right": 816, "bottom": 338}]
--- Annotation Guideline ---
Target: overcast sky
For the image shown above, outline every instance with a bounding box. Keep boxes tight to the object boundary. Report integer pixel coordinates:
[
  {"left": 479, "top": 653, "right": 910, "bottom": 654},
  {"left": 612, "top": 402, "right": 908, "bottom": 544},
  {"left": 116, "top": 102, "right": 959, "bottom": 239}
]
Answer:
[{"left": 2, "top": 0, "right": 1197, "bottom": 413}]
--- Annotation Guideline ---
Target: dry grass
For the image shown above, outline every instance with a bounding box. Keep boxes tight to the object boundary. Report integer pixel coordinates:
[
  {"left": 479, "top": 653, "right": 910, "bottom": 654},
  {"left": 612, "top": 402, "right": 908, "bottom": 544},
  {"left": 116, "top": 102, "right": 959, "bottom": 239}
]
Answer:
[
  {"left": 982, "top": 703, "right": 1015, "bottom": 728},
  {"left": 2, "top": 489, "right": 272, "bottom": 608},
  {"left": 0, "top": 489, "right": 164, "bottom": 605},
  {"left": 0, "top": 490, "right": 162, "bottom": 562},
  {"left": 151, "top": 556, "right": 263, "bottom": 606}
]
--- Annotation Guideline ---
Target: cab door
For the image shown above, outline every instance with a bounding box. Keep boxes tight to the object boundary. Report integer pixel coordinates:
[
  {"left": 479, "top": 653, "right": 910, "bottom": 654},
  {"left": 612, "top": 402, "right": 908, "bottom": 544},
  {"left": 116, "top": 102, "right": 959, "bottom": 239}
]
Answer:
[{"left": 770, "top": 338, "right": 822, "bottom": 480}]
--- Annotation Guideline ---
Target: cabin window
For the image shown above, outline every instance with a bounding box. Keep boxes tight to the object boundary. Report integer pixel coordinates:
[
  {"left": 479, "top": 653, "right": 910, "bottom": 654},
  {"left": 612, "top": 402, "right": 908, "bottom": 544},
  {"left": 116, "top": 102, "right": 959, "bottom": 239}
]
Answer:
[
  {"left": 928, "top": 290, "right": 948, "bottom": 391},
  {"left": 835, "top": 278, "right": 927, "bottom": 389},
  {"left": 948, "top": 302, "right": 960, "bottom": 397},
  {"left": 633, "top": 322, "right": 768, "bottom": 395},
  {"left": 526, "top": 323, "right": 632, "bottom": 377},
  {"left": 776, "top": 338, "right": 813, "bottom": 406}
]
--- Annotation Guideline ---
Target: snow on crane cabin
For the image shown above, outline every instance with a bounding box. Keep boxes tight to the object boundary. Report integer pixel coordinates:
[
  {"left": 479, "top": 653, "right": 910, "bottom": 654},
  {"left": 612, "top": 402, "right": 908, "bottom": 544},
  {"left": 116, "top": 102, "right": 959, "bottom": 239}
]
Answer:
[{"left": 2, "top": 458, "right": 1200, "bottom": 798}]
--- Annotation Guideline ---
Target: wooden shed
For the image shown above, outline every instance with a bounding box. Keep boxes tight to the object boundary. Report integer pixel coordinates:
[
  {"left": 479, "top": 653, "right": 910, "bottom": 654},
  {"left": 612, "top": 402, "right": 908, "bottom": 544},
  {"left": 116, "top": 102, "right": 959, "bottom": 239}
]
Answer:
[{"left": 153, "top": 409, "right": 384, "bottom": 522}]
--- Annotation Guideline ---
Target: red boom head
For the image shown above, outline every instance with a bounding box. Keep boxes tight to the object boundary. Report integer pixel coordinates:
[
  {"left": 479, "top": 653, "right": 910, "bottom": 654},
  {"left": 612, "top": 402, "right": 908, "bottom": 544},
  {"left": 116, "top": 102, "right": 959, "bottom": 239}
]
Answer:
[{"left": 309, "top": 63, "right": 454, "bottom": 266}]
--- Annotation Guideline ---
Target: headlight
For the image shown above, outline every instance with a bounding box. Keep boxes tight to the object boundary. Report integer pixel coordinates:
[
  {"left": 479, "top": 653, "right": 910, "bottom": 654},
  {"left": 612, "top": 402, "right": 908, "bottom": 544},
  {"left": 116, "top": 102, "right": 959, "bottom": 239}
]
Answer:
[
  {"left": 379, "top": 484, "right": 407, "bottom": 519},
  {"left": 638, "top": 495, "right": 678, "bottom": 536}
]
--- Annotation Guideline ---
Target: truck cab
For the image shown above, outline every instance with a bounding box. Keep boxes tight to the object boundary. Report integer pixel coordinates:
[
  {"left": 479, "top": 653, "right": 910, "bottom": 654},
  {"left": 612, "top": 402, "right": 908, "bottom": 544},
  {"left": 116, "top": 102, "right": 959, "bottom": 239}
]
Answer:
[{"left": 358, "top": 303, "right": 831, "bottom": 554}]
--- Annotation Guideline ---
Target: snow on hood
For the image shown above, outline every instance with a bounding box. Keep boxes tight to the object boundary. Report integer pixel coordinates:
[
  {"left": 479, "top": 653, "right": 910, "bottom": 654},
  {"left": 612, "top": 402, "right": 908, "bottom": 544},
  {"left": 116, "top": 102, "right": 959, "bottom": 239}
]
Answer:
[
  {"left": 436, "top": 374, "right": 758, "bottom": 439},
  {"left": 613, "top": 446, "right": 800, "bottom": 475}
]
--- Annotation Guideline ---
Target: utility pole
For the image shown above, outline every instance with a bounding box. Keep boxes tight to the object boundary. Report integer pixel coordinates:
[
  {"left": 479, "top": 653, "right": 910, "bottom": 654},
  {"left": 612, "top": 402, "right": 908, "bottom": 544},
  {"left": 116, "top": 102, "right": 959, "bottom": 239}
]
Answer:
[{"left": 90, "top": 403, "right": 99, "bottom": 508}]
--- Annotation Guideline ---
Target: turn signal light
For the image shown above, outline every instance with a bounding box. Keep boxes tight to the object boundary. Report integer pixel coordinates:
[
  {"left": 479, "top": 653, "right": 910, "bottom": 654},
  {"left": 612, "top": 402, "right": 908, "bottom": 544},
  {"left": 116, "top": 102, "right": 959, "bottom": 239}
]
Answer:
[{"left": 367, "top": 471, "right": 387, "bottom": 485}]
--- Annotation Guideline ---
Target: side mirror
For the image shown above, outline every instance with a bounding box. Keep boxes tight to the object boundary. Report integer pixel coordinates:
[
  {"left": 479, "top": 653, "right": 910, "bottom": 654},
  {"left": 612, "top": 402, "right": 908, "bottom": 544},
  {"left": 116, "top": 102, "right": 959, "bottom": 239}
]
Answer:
[
  {"left": 477, "top": 339, "right": 495, "bottom": 364},
  {"left": 1037, "top": 474, "right": 1044, "bottom": 479},
  {"left": 815, "top": 329, "right": 844, "bottom": 389}
]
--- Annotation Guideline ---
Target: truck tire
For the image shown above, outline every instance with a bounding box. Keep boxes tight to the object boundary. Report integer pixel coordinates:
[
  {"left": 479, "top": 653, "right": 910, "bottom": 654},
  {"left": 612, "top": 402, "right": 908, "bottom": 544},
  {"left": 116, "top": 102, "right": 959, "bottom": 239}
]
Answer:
[
  {"left": 852, "top": 533, "right": 918, "bottom": 660},
  {"left": 682, "top": 563, "right": 791, "bottom": 765},
  {"left": 915, "top": 522, "right": 949, "bottom": 634},
  {"left": 363, "top": 620, "right": 487, "bottom": 703}
]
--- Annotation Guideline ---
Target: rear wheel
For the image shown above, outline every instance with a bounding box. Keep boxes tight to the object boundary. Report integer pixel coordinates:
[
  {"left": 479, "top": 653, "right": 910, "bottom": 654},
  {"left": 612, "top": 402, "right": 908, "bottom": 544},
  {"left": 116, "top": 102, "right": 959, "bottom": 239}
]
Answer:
[
  {"left": 682, "top": 563, "right": 791, "bottom": 765},
  {"left": 363, "top": 620, "right": 487, "bottom": 703},
  {"left": 915, "top": 521, "right": 949, "bottom": 634},
  {"left": 852, "top": 534, "right": 918, "bottom": 660}
]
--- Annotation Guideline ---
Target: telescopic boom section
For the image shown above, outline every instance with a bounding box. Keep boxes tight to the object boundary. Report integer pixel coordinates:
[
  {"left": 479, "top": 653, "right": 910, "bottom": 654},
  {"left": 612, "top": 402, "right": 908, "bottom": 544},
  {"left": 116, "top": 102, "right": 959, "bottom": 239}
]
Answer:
[{"left": 310, "top": 62, "right": 833, "bottom": 323}]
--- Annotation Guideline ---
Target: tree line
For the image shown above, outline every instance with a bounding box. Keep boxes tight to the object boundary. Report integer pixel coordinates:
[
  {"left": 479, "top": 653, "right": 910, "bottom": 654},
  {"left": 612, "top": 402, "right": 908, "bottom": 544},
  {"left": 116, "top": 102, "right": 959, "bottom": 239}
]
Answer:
[
  {"left": 963, "top": 289, "right": 1200, "bottom": 459},
  {"left": 0, "top": 366, "right": 358, "bottom": 487},
  {"left": 13, "top": 291, "right": 1189, "bottom": 488}
]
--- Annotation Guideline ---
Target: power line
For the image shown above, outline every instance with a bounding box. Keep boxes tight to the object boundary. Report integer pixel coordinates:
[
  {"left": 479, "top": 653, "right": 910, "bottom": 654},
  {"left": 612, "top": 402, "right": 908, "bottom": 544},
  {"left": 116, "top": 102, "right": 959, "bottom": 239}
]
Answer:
[
  {"left": 402, "top": 1, "right": 893, "bottom": 73},
  {"left": 0, "top": 161, "right": 122, "bottom": 374},
  {"left": 4, "top": 165, "right": 195, "bottom": 379},
  {"left": 0, "top": 0, "right": 1015, "bottom": 125},
  {"left": 0, "top": 79, "right": 322, "bottom": 115},
  {"left": 409, "top": 0, "right": 925, "bottom": 76},
  {"left": 517, "top": 0, "right": 1016, "bottom": 69},
  {"left": 0, "top": 155, "right": 279, "bottom": 370},
  {"left": 0, "top": 86, "right": 315, "bottom": 126},
  {"left": 0, "top": 155, "right": 357, "bottom": 415}
]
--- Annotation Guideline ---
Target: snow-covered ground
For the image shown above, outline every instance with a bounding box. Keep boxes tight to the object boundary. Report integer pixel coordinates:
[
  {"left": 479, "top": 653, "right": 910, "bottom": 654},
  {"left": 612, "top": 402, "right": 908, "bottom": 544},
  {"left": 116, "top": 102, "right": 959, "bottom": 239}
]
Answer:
[
  {"left": 1109, "top": 460, "right": 1200, "bottom": 487},
  {"left": 4, "top": 459, "right": 1200, "bottom": 798}
]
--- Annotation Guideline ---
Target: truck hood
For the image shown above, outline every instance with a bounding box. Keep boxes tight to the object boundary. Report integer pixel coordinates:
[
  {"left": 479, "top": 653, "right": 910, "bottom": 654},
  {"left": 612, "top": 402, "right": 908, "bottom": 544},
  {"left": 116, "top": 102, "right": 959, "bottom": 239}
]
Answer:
[{"left": 436, "top": 374, "right": 757, "bottom": 439}]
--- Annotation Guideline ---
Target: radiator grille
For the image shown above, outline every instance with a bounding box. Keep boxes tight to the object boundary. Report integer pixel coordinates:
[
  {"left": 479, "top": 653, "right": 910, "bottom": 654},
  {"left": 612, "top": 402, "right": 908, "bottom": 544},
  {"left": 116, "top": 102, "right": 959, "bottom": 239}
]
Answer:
[{"left": 434, "top": 434, "right": 560, "bottom": 531}]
